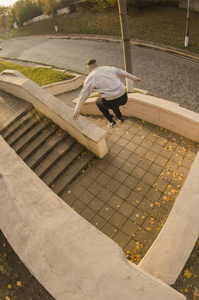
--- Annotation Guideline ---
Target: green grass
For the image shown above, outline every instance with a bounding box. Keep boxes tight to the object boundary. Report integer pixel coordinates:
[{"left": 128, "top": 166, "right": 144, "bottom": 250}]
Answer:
[
  {"left": 8, "top": 6, "right": 199, "bottom": 54},
  {"left": 0, "top": 61, "right": 75, "bottom": 86}
]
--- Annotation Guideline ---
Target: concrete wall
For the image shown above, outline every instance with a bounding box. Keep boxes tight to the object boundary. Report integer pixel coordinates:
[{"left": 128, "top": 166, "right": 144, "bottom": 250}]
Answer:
[
  {"left": 0, "top": 136, "right": 186, "bottom": 300},
  {"left": 75, "top": 93, "right": 199, "bottom": 143}
]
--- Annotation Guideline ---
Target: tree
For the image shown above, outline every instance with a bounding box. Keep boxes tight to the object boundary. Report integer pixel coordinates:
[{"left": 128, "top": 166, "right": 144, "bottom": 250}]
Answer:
[
  {"left": 0, "top": 6, "right": 8, "bottom": 31},
  {"left": 17, "top": 0, "right": 42, "bottom": 25},
  {"left": 35, "top": 0, "right": 58, "bottom": 15}
]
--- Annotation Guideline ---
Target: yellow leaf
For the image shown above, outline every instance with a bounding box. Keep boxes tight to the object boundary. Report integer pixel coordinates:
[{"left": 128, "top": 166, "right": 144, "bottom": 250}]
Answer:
[
  {"left": 184, "top": 269, "right": 192, "bottom": 278},
  {"left": 8, "top": 284, "right": 11, "bottom": 289},
  {"left": 17, "top": 281, "right": 22, "bottom": 287}
]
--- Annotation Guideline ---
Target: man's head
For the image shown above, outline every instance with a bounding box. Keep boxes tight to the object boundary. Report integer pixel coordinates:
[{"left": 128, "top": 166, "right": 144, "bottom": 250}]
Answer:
[{"left": 86, "top": 59, "right": 98, "bottom": 71}]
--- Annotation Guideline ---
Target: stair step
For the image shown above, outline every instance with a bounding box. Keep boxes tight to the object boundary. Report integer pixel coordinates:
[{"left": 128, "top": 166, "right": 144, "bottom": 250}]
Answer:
[
  {"left": 0, "top": 106, "right": 33, "bottom": 135},
  {"left": 41, "top": 143, "right": 85, "bottom": 186},
  {"left": 1, "top": 107, "right": 36, "bottom": 140},
  {"left": 33, "top": 137, "right": 77, "bottom": 177},
  {"left": 12, "top": 118, "right": 52, "bottom": 153},
  {"left": 19, "top": 122, "right": 58, "bottom": 160},
  {"left": 25, "top": 126, "right": 68, "bottom": 169},
  {"left": 6, "top": 111, "right": 45, "bottom": 146},
  {"left": 51, "top": 151, "right": 95, "bottom": 195}
]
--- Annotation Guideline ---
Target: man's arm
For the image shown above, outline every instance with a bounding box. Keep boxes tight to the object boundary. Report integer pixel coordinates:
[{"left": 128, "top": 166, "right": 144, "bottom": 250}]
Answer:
[
  {"left": 116, "top": 68, "right": 141, "bottom": 83},
  {"left": 73, "top": 77, "right": 93, "bottom": 120}
]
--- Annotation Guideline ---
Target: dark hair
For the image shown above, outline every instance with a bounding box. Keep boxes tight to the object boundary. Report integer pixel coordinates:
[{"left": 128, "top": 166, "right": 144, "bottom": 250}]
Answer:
[{"left": 86, "top": 59, "right": 96, "bottom": 65}]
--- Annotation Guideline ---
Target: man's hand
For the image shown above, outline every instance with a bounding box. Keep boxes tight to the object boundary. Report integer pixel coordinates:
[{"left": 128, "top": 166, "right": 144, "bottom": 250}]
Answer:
[
  {"left": 73, "top": 112, "right": 80, "bottom": 120},
  {"left": 134, "top": 78, "right": 141, "bottom": 83}
]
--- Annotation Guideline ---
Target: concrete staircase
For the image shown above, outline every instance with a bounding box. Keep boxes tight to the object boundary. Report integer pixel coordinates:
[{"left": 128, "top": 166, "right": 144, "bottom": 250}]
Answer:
[{"left": 0, "top": 105, "right": 95, "bottom": 197}]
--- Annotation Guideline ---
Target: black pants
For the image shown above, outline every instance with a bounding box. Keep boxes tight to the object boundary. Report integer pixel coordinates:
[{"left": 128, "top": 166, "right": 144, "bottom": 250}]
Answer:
[{"left": 95, "top": 92, "right": 127, "bottom": 122}]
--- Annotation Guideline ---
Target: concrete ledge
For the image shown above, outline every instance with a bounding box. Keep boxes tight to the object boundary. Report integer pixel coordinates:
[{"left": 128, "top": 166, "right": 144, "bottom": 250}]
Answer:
[
  {"left": 42, "top": 74, "right": 84, "bottom": 95},
  {"left": 138, "top": 151, "right": 199, "bottom": 285},
  {"left": 1, "top": 69, "right": 84, "bottom": 96},
  {"left": 74, "top": 93, "right": 199, "bottom": 143},
  {"left": 0, "top": 137, "right": 185, "bottom": 300},
  {"left": 0, "top": 72, "right": 108, "bottom": 158}
]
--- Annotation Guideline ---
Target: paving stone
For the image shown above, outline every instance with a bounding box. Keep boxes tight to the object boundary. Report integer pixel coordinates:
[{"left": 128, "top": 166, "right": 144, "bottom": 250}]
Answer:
[
  {"left": 103, "top": 164, "right": 118, "bottom": 177},
  {"left": 126, "top": 190, "right": 144, "bottom": 207},
  {"left": 113, "top": 231, "right": 130, "bottom": 249},
  {"left": 107, "top": 194, "right": 124, "bottom": 210},
  {"left": 88, "top": 181, "right": 102, "bottom": 195},
  {"left": 129, "top": 209, "right": 147, "bottom": 226},
  {"left": 101, "top": 222, "right": 118, "bottom": 239},
  {"left": 95, "top": 172, "right": 111, "bottom": 186},
  {"left": 120, "top": 161, "right": 135, "bottom": 173},
  {"left": 117, "top": 202, "right": 135, "bottom": 218},
  {"left": 59, "top": 189, "right": 77, "bottom": 206},
  {"left": 118, "top": 148, "right": 132, "bottom": 160},
  {"left": 72, "top": 199, "right": 86, "bottom": 214},
  {"left": 109, "top": 212, "right": 127, "bottom": 229},
  {"left": 79, "top": 190, "right": 95, "bottom": 205},
  {"left": 90, "top": 215, "right": 107, "bottom": 230},
  {"left": 121, "top": 219, "right": 139, "bottom": 237},
  {"left": 123, "top": 175, "right": 139, "bottom": 189},
  {"left": 105, "top": 178, "right": 121, "bottom": 193},
  {"left": 76, "top": 174, "right": 94, "bottom": 189},
  {"left": 113, "top": 169, "right": 129, "bottom": 183},
  {"left": 81, "top": 207, "right": 96, "bottom": 222},
  {"left": 134, "top": 228, "right": 153, "bottom": 246},
  {"left": 88, "top": 197, "right": 104, "bottom": 213},
  {"left": 116, "top": 184, "right": 132, "bottom": 200}
]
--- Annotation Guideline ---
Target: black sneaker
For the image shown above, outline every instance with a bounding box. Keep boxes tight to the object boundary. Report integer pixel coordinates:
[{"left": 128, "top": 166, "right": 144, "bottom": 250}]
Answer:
[
  {"left": 107, "top": 120, "right": 117, "bottom": 128},
  {"left": 119, "top": 116, "right": 126, "bottom": 123}
]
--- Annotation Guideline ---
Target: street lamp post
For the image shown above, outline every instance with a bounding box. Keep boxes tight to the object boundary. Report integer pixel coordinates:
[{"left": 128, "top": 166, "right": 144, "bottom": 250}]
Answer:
[
  {"left": 117, "top": 0, "right": 134, "bottom": 92},
  {"left": 185, "top": 0, "right": 191, "bottom": 47},
  {"left": 49, "top": 0, "right": 58, "bottom": 32}
]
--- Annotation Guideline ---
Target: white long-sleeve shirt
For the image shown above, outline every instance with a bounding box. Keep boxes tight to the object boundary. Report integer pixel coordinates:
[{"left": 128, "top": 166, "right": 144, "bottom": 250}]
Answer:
[{"left": 75, "top": 66, "right": 138, "bottom": 113}]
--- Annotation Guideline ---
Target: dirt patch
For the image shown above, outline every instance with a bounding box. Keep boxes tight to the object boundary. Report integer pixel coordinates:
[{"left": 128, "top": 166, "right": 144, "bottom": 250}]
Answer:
[{"left": 0, "top": 231, "right": 55, "bottom": 300}]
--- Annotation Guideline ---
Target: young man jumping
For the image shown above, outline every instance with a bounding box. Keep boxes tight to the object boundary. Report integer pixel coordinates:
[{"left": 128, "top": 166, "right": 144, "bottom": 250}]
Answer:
[{"left": 73, "top": 59, "right": 141, "bottom": 127}]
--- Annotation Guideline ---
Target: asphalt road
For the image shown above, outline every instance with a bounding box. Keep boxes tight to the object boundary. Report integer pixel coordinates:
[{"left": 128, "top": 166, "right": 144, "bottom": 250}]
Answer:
[{"left": 0, "top": 36, "right": 199, "bottom": 113}]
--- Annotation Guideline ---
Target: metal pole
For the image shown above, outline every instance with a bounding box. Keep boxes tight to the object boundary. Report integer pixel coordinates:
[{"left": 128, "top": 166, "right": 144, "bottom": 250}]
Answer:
[
  {"left": 49, "top": 0, "right": 58, "bottom": 32},
  {"left": 185, "top": 0, "right": 191, "bottom": 47},
  {"left": 118, "top": 0, "right": 133, "bottom": 92}
]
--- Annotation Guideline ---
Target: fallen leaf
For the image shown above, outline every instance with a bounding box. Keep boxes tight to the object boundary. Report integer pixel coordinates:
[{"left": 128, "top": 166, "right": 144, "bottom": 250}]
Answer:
[
  {"left": 17, "top": 281, "right": 22, "bottom": 287},
  {"left": 184, "top": 269, "right": 192, "bottom": 278}
]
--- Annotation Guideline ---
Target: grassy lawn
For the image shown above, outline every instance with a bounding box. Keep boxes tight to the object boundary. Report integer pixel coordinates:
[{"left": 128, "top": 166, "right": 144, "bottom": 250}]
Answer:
[
  {"left": 8, "top": 6, "right": 199, "bottom": 55},
  {"left": 0, "top": 61, "right": 75, "bottom": 86}
]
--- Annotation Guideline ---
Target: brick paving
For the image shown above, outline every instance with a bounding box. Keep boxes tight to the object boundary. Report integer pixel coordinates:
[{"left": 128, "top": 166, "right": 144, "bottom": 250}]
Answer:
[
  {"left": 0, "top": 88, "right": 198, "bottom": 265},
  {"left": 59, "top": 114, "right": 198, "bottom": 263}
]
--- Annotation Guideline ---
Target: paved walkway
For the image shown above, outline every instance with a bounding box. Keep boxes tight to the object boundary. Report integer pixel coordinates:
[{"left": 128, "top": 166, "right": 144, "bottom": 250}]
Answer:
[{"left": 0, "top": 88, "right": 198, "bottom": 265}]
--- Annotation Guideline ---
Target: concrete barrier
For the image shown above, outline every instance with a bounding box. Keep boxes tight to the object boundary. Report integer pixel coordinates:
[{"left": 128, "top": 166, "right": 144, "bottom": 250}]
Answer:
[
  {"left": 0, "top": 72, "right": 108, "bottom": 158},
  {"left": 42, "top": 74, "right": 84, "bottom": 95},
  {"left": 0, "top": 137, "right": 186, "bottom": 300},
  {"left": 74, "top": 93, "right": 199, "bottom": 143},
  {"left": 0, "top": 68, "right": 84, "bottom": 95}
]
